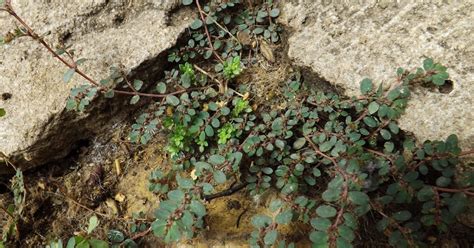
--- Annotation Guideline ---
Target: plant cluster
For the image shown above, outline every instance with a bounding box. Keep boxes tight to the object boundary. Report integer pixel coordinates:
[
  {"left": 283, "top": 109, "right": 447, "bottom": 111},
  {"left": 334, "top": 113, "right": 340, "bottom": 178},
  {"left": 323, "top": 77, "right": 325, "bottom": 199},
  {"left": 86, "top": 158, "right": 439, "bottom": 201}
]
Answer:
[
  {"left": 0, "top": 168, "right": 24, "bottom": 247},
  {"left": 1, "top": 0, "right": 472, "bottom": 247},
  {"left": 138, "top": 56, "right": 471, "bottom": 247}
]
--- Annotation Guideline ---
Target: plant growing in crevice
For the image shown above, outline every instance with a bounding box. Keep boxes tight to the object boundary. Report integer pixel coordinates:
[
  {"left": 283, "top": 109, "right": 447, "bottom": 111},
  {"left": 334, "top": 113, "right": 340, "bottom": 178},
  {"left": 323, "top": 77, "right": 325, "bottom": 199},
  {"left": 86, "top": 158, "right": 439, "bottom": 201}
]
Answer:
[
  {"left": 0, "top": 167, "right": 25, "bottom": 246},
  {"left": 1, "top": 0, "right": 473, "bottom": 247}
]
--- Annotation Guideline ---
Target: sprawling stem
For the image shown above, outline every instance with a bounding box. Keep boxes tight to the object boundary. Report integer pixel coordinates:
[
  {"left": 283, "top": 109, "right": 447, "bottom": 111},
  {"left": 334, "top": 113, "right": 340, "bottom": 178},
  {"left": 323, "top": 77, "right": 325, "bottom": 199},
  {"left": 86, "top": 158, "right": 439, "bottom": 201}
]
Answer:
[{"left": 2, "top": 1, "right": 191, "bottom": 99}]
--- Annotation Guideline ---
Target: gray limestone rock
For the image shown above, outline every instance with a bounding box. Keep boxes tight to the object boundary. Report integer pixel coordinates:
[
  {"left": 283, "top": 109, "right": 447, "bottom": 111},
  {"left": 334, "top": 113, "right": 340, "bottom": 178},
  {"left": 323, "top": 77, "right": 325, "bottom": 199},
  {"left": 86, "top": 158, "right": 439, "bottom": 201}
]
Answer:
[
  {"left": 281, "top": 1, "right": 473, "bottom": 149},
  {"left": 0, "top": 0, "right": 192, "bottom": 171}
]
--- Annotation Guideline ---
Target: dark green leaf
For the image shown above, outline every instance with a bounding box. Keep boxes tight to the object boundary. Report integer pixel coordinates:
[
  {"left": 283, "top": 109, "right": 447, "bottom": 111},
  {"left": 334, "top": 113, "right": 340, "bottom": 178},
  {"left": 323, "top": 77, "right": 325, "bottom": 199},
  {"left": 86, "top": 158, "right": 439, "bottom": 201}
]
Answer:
[
  {"left": 368, "top": 101, "right": 379, "bottom": 115},
  {"left": 348, "top": 191, "right": 369, "bottom": 206},
  {"left": 309, "top": 231, "right": 328, "bottom": 244},
  {"left": 363, "top": 116, "right": 377, "bottom": 128},
  {"left": 360, "top": 78, "right": 373, "bottom": 94},
  {"left": 275, "top": 210, "right": 293, "bottom": 224},
  {"left": 89, "top": 239, "right": 108, "bottom": 248},
  {"left": 311, "top": 217, "right": 331, "bottom": 231},
  {"left": 423, "top": 58, "right": 434, "bottom": 70},
  {"left": 190, "top": 200, "right": 206, "bottom": 217},
  {"left": 108, "top": 230, "right": 125, "bottom": 243},
  {"left": 392, "top": 211, "right": 411, "bottom": 222},
  {"left": 338, "top": 225, "right": 355, "bottom": 242},
  {"left": 190, "top": 19, "right": 203, "bottom": 30},
  {"left": 168, "top": 189, "right": 185, "bottom": 202},
  {"left": 264, "top": 230, "right": 278, "bottom": 245},
  {"left": 209, "top": 154, "right": 225, "bottom": 165},
  {"left": 213, "top": 170, "right": 226, "bottom": 184},
  {"left": 316, "top": 205, "right": 337, "bottom": 218}
]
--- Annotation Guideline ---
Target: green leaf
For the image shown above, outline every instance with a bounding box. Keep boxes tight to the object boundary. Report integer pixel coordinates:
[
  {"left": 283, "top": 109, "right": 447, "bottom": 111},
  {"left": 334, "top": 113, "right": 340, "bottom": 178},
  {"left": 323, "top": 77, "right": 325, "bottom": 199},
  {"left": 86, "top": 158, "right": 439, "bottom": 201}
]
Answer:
[
  {"left": 0, "top": 108, "right": 5, "bottom": 117},
  {"left": 190, "top": 200, "right": 206, "bottom": 217},
  {"left": 104, "top": 89, "right": 114, "bottom": 98},
  {"left": 168, "top": 189, "right": 185, "bottom": 202},
  {"left": 436, "top": 176, "right": 451, "bottom": 187},
  {"left": 63, "top": 68, "right": 75, "bottom": 83},
  {"left": 319, "top": 141, "right": 334, "bottom": 152},
  {"left": 182, "top": 0, "right": 193, "bottom": 5},
  {"left": 423, "top": 58, "right": 434, "bottom": 70},
  {"left": 190, "top": 19, "right": 203, "bottom": 30},
  {"left": 380, "top": 129, "right": 391, "bottom": 140},
  {"left": 87, "top": 215, "right": 99, "bottom": 234},
  {"left": 270, "top": 8, "right": 280, "bottom": 17},
  {"left": 264, "top": 229, "right": 278, "bottom": 245},
  {"left": 449, "top": 193, "right": 467, "bottom": 215},
  {"left": 416, "top": 186, "right": 434, "bottom": 201},
  {"left": 392, "top": 210, "right": 411, "bottom": 222},
  {"left": 275, "top": 210, "right": 293, "bottom": 224},
  {"left": 156, "top": 82, "right": 167, "bottom": 94},
  {"left": 75, "top": 58, "right": 87, "bottom": 65},
  {"left": 348, "top": 191, "right": 369, "bottom": 206},
  {"left": 133, "top": 79, "right": 143, "bottom": 91},
  {"left": 311, "top": 217, "right": 332, "bottom": 231},
  {"left": 253, "top": 27, "right": 264, "bottom": 34},
  {"left": 309, "top": 231, "right": 328, "bottom": 245},
  {"left": 384, "top": 142, "right": 394, "bottom": 153},
  {"left": 336, "top": 237, "right": 352, "bottom": 248},
  {"left": 108, "top": 229, "right": 125, "bottom": 243},
  {"left": 166, "top": 95, "right": 180, "bottom": 106},
  {"left": 360, "top": 78, "right": 373, "bottom": 94},
  {"left": 316, "top": 205, "right": 337, "bottom": 218},
  {"left": 293, "top": 137, "right": 306, "bottom": 150},
  {"left": 251, "top": 214, "right": 272, "bottom": 228},
  {"left": 275, "top": 139, "right": 285, "bottom": 150},
  {"left": 368, "top": 101, "right": 379, "bottom": 115},
  {"left": 130, "top": 95, "right": 140, "bottom": 104},
  {"left": 165, "top": 222, "right": 181, "bottom": 243},
  {"left": 213, "top": 170, "right": 226, "bottom": 184},
  {"left": 322, "top": 188, "right": 340, "bottom": 202},
  {"left": 205, "top": 125, "right": 214, "bottom": 137},
  {"left": 209, "top": 154, "right": 225, "bottom": 165},
  {"left": 89, "top": 239, "right": 108, "bottom": 248},
  {"left": 363, "top": 116, "right": 377, "bottom": 128},
  {"left": 338, "top": 225, "right": 355, "bottom": 242},
  {"left": 432, "top": 72, "right": 448, "bottom": 85},
  {"left": 269, "top": 199, "right": 283, "bottom": 212},
  {"left": 66, "top": 237, "right": 76, "bottom": 248}
]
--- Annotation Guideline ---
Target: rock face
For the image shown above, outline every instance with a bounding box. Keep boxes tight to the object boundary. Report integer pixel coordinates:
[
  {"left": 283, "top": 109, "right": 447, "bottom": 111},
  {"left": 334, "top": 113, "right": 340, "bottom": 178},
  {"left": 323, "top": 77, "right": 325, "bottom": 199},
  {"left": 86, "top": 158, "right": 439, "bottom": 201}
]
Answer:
[
  {"left": 281, "top": 1, "right": 474, "bottom": 149},
  {"left": 0, "top": 0, "right": 191, "bottom": 171}
]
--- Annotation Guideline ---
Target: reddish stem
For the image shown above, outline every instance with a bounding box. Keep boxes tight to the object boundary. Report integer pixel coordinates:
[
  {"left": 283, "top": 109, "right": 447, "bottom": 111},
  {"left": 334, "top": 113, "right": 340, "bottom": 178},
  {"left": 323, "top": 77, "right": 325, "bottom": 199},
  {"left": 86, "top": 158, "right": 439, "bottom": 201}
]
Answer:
[
  {"left": 195, "top": 0, "right": 224, "bottom": 63},
  {"left": 3, "top": 2, "right": 190, "bottom": 99}
]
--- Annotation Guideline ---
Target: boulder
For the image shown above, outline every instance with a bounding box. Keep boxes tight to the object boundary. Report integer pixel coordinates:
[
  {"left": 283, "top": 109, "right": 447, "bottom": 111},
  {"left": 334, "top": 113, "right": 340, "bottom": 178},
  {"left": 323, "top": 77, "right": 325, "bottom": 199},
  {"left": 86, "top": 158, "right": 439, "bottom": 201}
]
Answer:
[
  {"left": 0, "top": 0, "right": 192, "bottom": 171},
  {"left": 281, "top": 1, "right": 473, "bottom": 149}
]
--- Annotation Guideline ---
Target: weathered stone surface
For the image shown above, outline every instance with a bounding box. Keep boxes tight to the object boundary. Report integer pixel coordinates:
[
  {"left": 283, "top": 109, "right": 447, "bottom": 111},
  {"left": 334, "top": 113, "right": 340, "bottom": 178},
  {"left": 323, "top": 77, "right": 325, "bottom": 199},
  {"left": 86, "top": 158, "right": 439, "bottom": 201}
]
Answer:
[
  {"left": 281, "top": 1, "right": 474, "bottom": 149},
  {"left": 0, "top": 0, "right": 192, "bottom": 170}
]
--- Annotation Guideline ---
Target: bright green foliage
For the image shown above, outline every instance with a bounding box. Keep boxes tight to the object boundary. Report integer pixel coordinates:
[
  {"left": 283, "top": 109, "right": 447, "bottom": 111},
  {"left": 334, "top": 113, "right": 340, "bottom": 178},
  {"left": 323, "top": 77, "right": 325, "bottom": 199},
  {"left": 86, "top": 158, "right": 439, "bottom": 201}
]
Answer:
[{"left": 222, "top": 56, "right": 242, "bottom": 79}]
